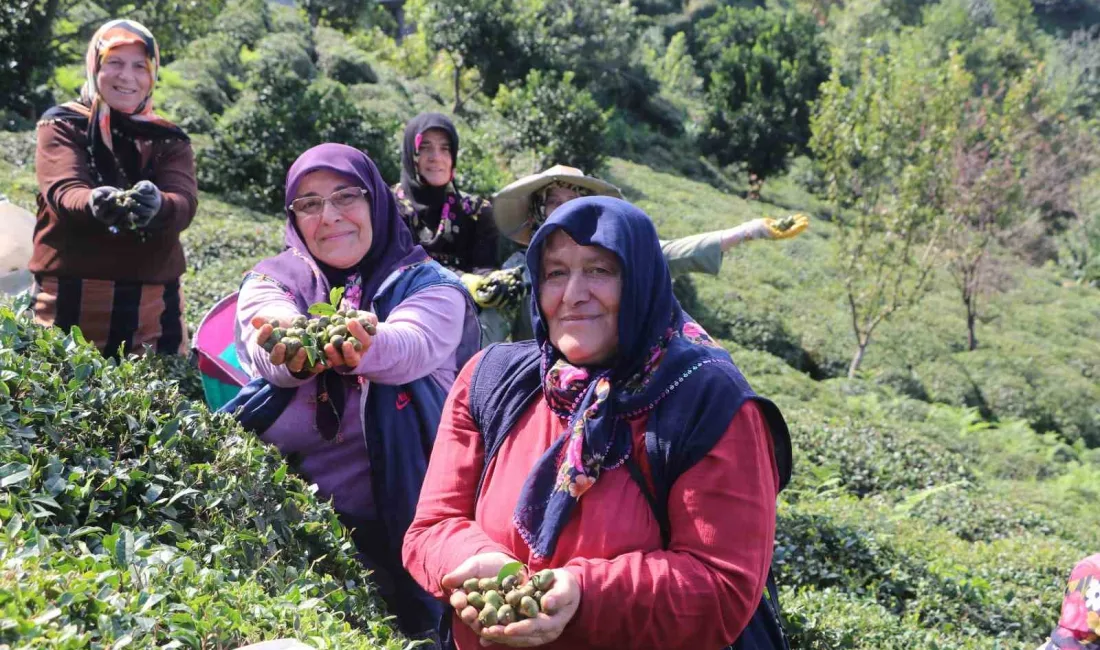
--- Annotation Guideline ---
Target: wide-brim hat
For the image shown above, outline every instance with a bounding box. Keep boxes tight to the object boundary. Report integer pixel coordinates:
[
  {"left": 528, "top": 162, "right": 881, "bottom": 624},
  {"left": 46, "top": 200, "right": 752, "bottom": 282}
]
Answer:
[{"left": 492, "top": 164, "right": 622, "bottom": 245}]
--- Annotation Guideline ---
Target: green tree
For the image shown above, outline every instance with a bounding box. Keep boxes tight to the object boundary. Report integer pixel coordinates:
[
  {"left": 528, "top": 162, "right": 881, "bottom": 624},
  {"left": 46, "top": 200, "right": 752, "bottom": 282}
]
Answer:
[
  {"left": 415, "top": 0, "right": 525, "bottom": 112},
  {"left": 198, "top": 33, "right": 398, "bottom": 211},
  {"left": 944, "top": 72, "right": 1095, "bottom": 350},
  {"left": 493, "top": 69, "right": 610, "bottom": 175},
  {"left": 695, "top": 5, "right": 828, "bottom": 181},
  {"left": 811, "top": 41, "right": 972, "bottom": 377},
  {"left": 0, "top": 0, "right": 59, "bottom": 127}
]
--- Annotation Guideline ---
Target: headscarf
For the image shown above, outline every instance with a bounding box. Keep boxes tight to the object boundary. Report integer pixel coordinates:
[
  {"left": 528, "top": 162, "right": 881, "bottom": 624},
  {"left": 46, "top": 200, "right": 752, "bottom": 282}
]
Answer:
[
  {"left": 40, "top": 20, "right": 186, "bottom": 189},
  {"left": 399, "top": 112, "right": 461, "bottom": 228},
  {"left": 531, "top": 181, "right": 594, "bottom": 231},
  {"left": 1042, "top": 554, "right": 1100, "bottom": 649},
  {"left": 251, "top": 144, "right": 428, "bottom": 438},
  {"left": 513, "top": 196, "right": 757, "bottom": 559}
]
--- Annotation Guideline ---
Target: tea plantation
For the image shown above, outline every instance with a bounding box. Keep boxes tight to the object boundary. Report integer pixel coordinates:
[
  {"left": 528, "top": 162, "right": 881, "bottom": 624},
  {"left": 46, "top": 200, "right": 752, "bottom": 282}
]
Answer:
[{"left": 2, "top": 124, "right": 1096, "bottom": 648}]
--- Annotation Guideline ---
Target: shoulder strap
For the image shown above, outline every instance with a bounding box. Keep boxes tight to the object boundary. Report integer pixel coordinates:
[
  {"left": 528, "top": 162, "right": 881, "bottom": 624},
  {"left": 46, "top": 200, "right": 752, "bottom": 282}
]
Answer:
[{"left": 469, "top": 341, "right": 542, "bottom": 502}]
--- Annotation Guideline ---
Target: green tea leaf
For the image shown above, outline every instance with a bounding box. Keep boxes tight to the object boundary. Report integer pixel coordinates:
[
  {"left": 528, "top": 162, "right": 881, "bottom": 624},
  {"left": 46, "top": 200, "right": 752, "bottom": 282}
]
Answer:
[
  {"left": 273, "top": 464, "right": 288, "bottom": 484},
  {"left": 115, "top": 528, "right": 135, "bottom": 568},
  {"left": 309, "top": 302, "right": 336, "bottom": 316},
  {"left": 497, "top": 561, "right": 524, "bottom": 583},
  {"left": 329, "top": 286, "right": 346, "bottom": 307},
  {"left": 0, "top": 463, "right": 30, "bottom": 487}
]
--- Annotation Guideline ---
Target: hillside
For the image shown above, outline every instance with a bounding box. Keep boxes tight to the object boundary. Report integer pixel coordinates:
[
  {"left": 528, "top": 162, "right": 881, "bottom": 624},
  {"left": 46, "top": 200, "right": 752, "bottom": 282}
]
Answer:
[{"left": 3, "top": 0, "right": 1100, "bottom": 647}]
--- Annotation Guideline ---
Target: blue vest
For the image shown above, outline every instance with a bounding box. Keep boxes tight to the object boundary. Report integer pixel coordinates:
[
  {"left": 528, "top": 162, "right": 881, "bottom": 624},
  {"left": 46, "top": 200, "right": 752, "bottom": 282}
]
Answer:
[{"left": 464, "top": 340, "right": 792, "bottom": 650}]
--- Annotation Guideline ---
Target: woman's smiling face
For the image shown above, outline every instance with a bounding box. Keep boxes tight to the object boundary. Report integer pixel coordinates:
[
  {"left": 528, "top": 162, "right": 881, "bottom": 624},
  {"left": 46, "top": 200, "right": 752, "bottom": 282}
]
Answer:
[
  {"left": 538, "top": 229, "right": 622, "bottom": 366},
  {"left": 292, "top": 169, "right": 373, "bottom": 269},
  {"left": 96, "top": 43, "right": 152, "bottom": 114}
]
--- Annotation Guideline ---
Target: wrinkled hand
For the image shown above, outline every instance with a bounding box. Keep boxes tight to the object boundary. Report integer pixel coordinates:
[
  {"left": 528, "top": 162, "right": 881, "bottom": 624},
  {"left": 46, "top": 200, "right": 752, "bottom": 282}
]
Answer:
[
  {"left": 763, "top": 213, "right": 809, "bottom": 240},
  {"left": 251, "top": 316, "right": 325, "bottom": 375},
  {"left": 129, "top": 180, "right": 163, "bottom": 228},
  {"left": 443, "top": 552, "right": 523, "bottom": 640},
  {"left": 322, "top": 312, "right": 378, "bottom": 369},
  {"left": 88, "top": 186, "right": 127, "bottom": 226},
  {"left": 476, "top": 569, "right": 581, "bottom": 647}
]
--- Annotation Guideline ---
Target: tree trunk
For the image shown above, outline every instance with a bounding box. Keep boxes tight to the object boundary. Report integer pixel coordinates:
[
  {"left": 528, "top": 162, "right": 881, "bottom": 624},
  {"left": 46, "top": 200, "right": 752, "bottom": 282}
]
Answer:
[
  {"left": 452, "top": 64, "right": 463, "bottom": 114},
  {"left": 966, "top": 296, "right": 978, "bottom": 351},
  {"left": 848, "top": 340, "right": 868, "bottom": 378}
]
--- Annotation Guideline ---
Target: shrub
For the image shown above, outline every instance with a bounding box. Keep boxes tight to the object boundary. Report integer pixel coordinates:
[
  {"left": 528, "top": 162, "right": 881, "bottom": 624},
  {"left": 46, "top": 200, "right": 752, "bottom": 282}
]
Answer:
[
  {"left": 198, "top": 37, "right": 399, "bottom": 212},
  {"left": 493, "top": 70, "right": 610, "bottom": 175},
  {"left": 0, "top": 298, "right": 406, "bottom": 648},
  {"left": 315, "top": 26, "right": 378, "bottom": 85}
]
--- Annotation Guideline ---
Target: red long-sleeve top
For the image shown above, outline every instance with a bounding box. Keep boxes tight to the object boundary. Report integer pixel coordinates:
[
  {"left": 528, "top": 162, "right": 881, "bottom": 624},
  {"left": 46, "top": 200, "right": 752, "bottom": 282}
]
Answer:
[{"left": 403, "top": 355, "right": 780, "bottom": 650}]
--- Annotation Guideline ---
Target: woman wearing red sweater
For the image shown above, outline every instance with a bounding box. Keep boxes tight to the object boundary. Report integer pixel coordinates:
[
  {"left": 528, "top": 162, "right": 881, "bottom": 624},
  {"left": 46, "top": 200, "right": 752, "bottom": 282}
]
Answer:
[{"left": 403, "top": 196, "right": 792, "bottom": 649}]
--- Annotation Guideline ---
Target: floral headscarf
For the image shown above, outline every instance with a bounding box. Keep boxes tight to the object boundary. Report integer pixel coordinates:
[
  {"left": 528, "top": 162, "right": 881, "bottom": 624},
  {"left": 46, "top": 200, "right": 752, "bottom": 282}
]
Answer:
[
  {"left": 531, "top": 181, "right": 593, "bottom": 231},
  {"left": 1042, "top": 554, "right": 1100, "bottom": 650}
]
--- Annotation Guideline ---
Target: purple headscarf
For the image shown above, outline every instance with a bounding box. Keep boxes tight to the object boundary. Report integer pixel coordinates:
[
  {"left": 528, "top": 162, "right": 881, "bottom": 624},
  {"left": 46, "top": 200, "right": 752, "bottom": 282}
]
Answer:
[{"left": 254, "top": 143, "right": 427, "bottom": 310}]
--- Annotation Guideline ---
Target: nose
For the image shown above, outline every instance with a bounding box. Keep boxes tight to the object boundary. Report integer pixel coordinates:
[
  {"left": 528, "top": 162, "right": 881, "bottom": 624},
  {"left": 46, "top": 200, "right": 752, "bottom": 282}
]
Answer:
[
  {"left": 561, "top": 271, "right": 591, "bottom": 306},
  {"left": 320, "top": 198, "right": 343, "bottom": 223}
]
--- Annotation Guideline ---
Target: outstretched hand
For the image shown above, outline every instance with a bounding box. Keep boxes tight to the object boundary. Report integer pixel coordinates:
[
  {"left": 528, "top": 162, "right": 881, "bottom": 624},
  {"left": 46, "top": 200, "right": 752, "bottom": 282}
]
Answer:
[
  {"left": 763, "top": 213, "right": 809, "bottom": 240},
  {"left": 251, "top": 316, "right": 325, "bottom": 375}
]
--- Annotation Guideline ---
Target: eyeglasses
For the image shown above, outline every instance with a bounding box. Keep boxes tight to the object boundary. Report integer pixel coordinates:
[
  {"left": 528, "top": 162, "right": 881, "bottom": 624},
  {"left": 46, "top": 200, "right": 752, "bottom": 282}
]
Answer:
[{"left": 289, "top": 187, "right": 369, "bottom": 218}]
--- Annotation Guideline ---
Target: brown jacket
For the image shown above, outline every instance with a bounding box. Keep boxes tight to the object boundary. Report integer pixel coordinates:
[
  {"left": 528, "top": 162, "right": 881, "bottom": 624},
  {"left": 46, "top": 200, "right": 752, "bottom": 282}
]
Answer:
[{"left": 31, "top": 118, "right": 198, "bottom": 283}]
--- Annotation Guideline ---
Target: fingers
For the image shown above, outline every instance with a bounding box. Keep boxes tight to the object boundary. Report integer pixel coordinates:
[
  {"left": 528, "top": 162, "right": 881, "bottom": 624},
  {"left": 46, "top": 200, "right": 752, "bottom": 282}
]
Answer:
[
  {"left": 254, "top": 322, "right": 272, "bottom": 348},
  {"left": 286, "top": 347, "right": 309, "bottom": 373},
  {"left": 269, "top": 342, "right": 287, "bottom": 366}
]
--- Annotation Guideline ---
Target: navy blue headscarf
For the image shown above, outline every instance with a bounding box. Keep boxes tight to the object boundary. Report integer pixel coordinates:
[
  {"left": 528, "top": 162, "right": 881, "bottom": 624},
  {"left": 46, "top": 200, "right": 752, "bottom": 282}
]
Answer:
[{"left": 514, "top": 196, "right": 745, "bottom": 559}]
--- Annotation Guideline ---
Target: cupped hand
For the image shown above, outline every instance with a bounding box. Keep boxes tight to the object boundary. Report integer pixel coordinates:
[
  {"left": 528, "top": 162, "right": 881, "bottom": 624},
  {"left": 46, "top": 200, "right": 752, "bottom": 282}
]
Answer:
[
  {"left": 476, "top": 569, "right": 581, "bottom": 647},
  {"left": 323, "top": 312, "right": 378, "bottom": 369},
  {"left": 251, "top": 315, "right": 324, "bottom": 375}
]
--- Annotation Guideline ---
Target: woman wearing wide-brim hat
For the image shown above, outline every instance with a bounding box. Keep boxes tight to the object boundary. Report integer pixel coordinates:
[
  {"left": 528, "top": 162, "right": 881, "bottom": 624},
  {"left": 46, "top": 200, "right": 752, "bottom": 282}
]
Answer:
[{"left": 475, "top": 164, "right": 809, "bottom": 340}]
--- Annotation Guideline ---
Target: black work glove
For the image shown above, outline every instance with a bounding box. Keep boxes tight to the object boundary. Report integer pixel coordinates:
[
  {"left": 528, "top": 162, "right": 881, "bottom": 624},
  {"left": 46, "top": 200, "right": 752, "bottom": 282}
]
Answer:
[
  {"left": 129, "top": 180, "right": 163, "bottom": 229},
  {"left": 88, "top": 186, "right": 128, "bottom": 226}
]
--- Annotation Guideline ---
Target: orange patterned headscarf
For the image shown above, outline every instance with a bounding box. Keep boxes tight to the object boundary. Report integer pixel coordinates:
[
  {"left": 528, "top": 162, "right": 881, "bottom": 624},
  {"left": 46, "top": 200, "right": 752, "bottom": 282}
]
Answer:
[{"left": 63, "top": 19, "right": 179, "bottom": 154}]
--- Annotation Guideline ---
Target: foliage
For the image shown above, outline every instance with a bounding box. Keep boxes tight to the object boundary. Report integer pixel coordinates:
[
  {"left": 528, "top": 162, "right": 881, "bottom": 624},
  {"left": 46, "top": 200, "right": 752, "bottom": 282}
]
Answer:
[
  {"left": 811, "top": 40, "right": 971, "bottom": 376},
  {"left": 0, "top": 298, "right": 407, "bottom": 648},
  {"left": 941, "top": 70, "right": 1095, "bottom": 349},
  {"left": 695, "top": 5, "right": 829, "bottom": 179},
  {"left": 197, "top": 33, "right": 399, "bottom": 212},
  {"left": 493, "top": 69, "right": 610, "bottom": 175},
  {"left": 1, "top": 0, "right": 60, "bottom": 128},
  {"left": 315, "top": 26, "right": 378, "bottom": 85}
]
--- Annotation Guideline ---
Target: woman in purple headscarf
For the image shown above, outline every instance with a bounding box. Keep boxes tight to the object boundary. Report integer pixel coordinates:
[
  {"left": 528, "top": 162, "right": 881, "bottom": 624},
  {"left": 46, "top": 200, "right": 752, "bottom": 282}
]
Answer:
[{"left": 233, "top": 143, "right": 481, "bottom": 644}]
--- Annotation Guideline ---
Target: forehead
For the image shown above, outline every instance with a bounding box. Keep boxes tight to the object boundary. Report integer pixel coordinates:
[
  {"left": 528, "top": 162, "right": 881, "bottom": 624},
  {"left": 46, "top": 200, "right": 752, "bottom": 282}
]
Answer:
[
  {"left": 102, "top": 43, "right": 147, "bottom": 61},
  {"left": 546, "top": 186, "right": 580, "bottom": 202},
  {"left": 419, "top": 128, "right": 451, "bottom": 146},
  {"left": 541, "top": 230, "right": 618, "bottom": 265},
  {"left": 296, "top": 169, "right": 355, "bottom": 197}
]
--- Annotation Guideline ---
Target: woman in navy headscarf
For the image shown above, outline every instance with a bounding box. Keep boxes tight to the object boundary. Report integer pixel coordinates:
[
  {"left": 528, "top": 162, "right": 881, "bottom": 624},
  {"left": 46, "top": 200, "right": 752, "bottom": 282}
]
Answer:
[
  {"left": 232, "top": 143, "right": 480, "bottom": 643},
  {"left": 403, "top": 197, "right": 793, "bottom": 650}
]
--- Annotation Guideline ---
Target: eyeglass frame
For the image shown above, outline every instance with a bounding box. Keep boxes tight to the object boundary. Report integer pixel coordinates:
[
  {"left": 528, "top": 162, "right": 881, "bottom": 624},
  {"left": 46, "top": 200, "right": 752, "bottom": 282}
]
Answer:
[{"left": 288, "top": 186, "right": 370, "bottom": 220}]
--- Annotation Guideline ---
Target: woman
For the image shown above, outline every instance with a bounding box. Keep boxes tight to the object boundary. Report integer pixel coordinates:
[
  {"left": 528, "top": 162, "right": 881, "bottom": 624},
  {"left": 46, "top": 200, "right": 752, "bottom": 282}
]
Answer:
[
  {"left": 1037, "top": 554, "right": 1100, "bottom": 650},
  {"left": 403, "top": 197, "right": 793, "bottom": 649},
  {"left": 234, "top": 143, "right": 480, "bottom": 643},
  {"left": 31, "top": 19, "right": 197, "bottom": 357},
  {"left": 394, "top": 112, "right": 499, "bottom": 274},
  {"left": 474, "top": 164, "right": 809, "bottom": 340}
]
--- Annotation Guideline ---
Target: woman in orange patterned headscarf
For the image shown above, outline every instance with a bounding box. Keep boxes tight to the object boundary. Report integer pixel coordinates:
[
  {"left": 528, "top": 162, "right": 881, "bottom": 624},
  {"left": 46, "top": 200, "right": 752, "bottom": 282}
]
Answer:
[{"left": 30, "top": 19, "right": 198, "bottom": 358}]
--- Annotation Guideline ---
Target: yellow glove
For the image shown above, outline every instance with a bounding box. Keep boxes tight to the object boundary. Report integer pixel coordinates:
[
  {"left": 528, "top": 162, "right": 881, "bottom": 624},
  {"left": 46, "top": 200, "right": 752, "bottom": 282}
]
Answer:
[
  {"left": 461, "top": 273, "right": 485, "bottom": 297},
  {"left": 764, "top": 213, "right": 809, "bottom": 240}
]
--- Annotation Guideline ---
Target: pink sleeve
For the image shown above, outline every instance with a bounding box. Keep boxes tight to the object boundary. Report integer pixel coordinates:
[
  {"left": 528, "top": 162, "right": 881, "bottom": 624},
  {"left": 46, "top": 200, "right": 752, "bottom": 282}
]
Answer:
[
  {"left": 235, "top": 278, "right": 313, "bottom": 388},
  {"left": 402, "top": 353, "right": 515, "bottom": 598},
  {"left": 559, "top": 401, "right": 779, "bottom": 649},
  {"left": 346, "top": 284, "right": 466, "bottom": 385}
]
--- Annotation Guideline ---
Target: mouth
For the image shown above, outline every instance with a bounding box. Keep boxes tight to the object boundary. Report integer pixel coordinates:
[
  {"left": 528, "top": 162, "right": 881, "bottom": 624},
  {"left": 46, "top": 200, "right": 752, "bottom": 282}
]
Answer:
[
  {"left": 320, "top": 231, "right": 357, "bottom": 243},
  {"left": 560, "top": 314, "right": 602, "bottom": 323},
  {"left": 112, "top": 86, "right": 139, "bottom": 96}
]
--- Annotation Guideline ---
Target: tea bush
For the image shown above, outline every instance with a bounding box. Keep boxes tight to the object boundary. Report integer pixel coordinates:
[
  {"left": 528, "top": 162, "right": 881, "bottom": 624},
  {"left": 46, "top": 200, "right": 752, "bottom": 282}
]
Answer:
[{"left": 0, "top": 298, "right": 407, "bottom": 648}]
